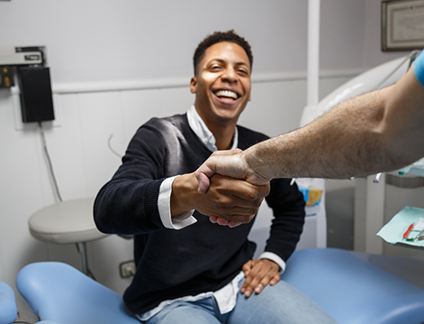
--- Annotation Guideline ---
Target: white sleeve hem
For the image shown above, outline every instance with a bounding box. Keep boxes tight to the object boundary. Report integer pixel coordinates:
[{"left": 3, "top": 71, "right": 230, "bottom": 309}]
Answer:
[
  {"left": 158, "top": 176, "right": 197, "bottom": 230},
  {"left": 259, "top": 252, "right": 286, "bottom": 273}
]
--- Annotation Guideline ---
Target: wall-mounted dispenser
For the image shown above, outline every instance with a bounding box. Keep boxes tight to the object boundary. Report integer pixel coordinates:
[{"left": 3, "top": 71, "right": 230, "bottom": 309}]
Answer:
[{"left": 0, "top": 46, "right": 55, "bottom": 123}]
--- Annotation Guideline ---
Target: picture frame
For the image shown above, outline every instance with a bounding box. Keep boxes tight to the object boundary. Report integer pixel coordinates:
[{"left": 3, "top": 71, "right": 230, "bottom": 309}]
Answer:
[{"left": 382, "top": 0, "right": 424, "bottom": 51}]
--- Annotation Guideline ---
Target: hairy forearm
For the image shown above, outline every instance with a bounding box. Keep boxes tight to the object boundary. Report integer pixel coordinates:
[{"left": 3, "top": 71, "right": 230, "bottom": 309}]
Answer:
[
  {"left": 245, "top": 92, "right": 387, "bottom": 179},
  {"left": 244, "top": 68, "right": 424, "bottom": 180}
]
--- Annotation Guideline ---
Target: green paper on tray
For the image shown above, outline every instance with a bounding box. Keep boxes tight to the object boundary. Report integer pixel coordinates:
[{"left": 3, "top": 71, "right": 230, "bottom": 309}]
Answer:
[{"left": 377, "top": 206, "right": 424, "bottom": 247}]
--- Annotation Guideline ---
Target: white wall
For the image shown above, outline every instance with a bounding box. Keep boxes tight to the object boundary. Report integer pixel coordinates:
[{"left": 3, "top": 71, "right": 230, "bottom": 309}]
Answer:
[
  {"left": 0, "top": 0, "right": 409, "bottom": 313},
  {"left": 1, "top": 0, "right": 368, "bottom": 83},
  {"left": 1, "top": 1, "right": 403, "bottom": 86},
  {"left": 363, "top": 0, "right": 407, "bottom": 69}
]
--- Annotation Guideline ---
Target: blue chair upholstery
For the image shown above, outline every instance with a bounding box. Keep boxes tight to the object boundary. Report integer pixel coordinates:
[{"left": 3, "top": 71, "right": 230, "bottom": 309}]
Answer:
[
  {"left": 0, "top": 281, "right": 17, "bottom": 324},
  {"left": 282, "top": 248, "right": 424, "bottom": 324},
  {"left": 15, "top": 250, "right": 424, "bottom": 324},
  {"left": 16, "top": 262, "right": 140, "bottom": 324}
]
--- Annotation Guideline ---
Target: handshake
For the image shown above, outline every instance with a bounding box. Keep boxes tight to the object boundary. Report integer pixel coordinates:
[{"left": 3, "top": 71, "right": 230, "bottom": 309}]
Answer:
[{"left": 193, "top": 148, "right": 272, "bottom": 227}]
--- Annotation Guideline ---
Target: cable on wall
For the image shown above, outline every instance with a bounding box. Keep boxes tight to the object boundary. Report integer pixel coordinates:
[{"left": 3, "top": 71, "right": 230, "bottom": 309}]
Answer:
[
  {"left": 38, "top": 121, "right": 63, "bottom": 202},
  {"left": 108, "top": 134, "right": 123, "bottom": 158}
]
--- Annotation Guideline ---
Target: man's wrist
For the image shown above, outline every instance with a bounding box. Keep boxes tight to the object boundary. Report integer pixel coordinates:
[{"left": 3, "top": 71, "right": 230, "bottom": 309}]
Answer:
[
  {"left": 171, "top": 173, "right": 196, "bottom": 216},
  {"left": 243, "top": 146, "right": 273, "bottom": 184},
  {"left": 159, "top": 176, "right": 197, "bottom": 230},
  {"left": 259, "top": 252, "right": 286, "bottom": 273}
]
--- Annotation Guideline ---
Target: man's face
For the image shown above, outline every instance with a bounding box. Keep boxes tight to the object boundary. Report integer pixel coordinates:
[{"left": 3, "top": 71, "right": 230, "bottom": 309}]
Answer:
[{"left": 190, "top": 41, "right": 251, "bottom": 127}]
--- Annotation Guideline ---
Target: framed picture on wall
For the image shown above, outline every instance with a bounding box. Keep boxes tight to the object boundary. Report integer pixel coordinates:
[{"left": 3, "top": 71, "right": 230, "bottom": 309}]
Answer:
[{"left": 382, "top": 0, "right": 424, "bottom": 51}]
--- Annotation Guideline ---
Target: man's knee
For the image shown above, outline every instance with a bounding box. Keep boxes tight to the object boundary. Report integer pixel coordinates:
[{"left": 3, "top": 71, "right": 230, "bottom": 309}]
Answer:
[{"left": 229, "top": 280, "right": 337, "bottom": 324}]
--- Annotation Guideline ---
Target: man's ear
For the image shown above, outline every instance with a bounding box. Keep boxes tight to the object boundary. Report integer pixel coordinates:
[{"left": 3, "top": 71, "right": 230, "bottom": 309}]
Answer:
[{"left": 190, "top": 77, "right": 197, "bottom": 94}]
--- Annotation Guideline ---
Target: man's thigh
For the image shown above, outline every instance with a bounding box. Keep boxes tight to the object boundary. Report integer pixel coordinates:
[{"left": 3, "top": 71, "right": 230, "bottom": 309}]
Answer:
[
  {"left": 145, "top": 299, "right": 221, "bottom": 324},
  {"left": 227, "top": 279, "right": 337, "bottom": 324}
]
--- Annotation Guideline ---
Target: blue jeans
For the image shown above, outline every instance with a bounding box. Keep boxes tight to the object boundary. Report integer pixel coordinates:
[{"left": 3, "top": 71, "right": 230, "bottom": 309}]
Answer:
[{"left": 144, "top": 278, "right": 337, "bottom": 324}]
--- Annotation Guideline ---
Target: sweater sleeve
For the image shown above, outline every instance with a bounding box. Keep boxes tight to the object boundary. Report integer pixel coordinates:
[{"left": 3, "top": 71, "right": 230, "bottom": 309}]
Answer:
[
  {"left": 94, "top": 120, "right": 170, "bottom": 235},
  {"left": 263, "top": 179, "right": 306, "bottom": 262}
]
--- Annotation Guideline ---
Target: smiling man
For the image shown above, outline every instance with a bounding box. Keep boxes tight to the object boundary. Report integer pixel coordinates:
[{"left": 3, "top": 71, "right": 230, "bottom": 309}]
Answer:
[{"left": 94, "top": 30, "right": 336, "bottom": 324}]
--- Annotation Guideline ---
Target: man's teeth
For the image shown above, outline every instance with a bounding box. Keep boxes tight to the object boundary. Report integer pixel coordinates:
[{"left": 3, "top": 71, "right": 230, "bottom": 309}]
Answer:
[{"left": 215, "top": 90, "right": 238, "bottom": 99}]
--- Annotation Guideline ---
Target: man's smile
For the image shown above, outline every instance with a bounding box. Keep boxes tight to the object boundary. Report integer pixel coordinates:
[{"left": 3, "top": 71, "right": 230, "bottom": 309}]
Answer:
[{"left": 214, "top": 89, "right": 240, "bottom": 100}]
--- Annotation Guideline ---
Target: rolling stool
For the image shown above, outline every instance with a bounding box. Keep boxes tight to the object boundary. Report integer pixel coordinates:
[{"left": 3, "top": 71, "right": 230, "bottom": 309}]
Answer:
[{"left": 28, "top": 197, "right": 108, "bottom": 277}]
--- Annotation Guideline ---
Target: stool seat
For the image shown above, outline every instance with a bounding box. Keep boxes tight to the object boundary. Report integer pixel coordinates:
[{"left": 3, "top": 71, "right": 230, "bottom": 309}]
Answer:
[
  {"left": 28, "top": 197, "right": 108, "bottom": 276},
  {"left": 29, "top": 198, "right": 108, "bottom": 244}
]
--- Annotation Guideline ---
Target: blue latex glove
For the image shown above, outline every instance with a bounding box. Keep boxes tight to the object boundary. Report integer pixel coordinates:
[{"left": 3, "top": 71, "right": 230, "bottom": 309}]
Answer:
[{"left": 413, "top": 50, "right": 424, "bottom": 86}]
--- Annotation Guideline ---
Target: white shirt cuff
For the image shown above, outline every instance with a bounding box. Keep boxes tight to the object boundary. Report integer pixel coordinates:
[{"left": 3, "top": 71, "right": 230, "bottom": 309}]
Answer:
[
  {"left": 158, "top": 176, "right": 197, "bottom": 230},
  {"left": 259, "top": 252, "right": 286, "bottom": 273}
]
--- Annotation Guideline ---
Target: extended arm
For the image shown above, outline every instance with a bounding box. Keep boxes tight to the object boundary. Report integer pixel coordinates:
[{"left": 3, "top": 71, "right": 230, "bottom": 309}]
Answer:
[
  {"left": 94, "top": 124, "right": 171, "bottom": 235},
  {"left": 196, "top": 62, "right": 424, "bottom": 188},
  {"left": 94, "top": 118, "right": 270, "bottom": 234},
  {"left": 245, "top": 67, "right": 424, "bottom": 180}
]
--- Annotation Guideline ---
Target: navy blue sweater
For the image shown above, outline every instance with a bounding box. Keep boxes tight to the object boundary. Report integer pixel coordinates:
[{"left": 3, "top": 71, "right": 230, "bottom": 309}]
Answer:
[{"left": 94, "top": 114, "right": 305, "bottom": 315}]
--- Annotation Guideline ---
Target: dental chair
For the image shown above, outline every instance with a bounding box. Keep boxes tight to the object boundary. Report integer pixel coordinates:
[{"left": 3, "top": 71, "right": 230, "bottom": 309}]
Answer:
[
  {"left": 281, "top": 248, "right": 424, "bottom": 324},
  {"left": 11, "top": 248, "right": 424, "bottom": 324},
  {"left": 15, "top": 262, "right": 139, "bottom": 324},
  {"left": 0, "top": 281, "right": 17, "bottom": 324},
  {"left": 0, "top": 280, "right": 55, "bottom": 324}
]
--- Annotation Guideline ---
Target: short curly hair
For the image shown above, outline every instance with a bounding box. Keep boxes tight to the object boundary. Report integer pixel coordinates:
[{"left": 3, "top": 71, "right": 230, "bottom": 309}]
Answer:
[{"left": 193, "top": 30, "right": 253, "bottom": 75}]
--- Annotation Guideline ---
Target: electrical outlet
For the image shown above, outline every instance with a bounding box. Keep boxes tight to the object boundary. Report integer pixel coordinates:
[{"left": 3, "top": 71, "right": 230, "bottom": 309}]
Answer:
[{"left": 119, "top": 260, "right": 136, "bottom": 278}]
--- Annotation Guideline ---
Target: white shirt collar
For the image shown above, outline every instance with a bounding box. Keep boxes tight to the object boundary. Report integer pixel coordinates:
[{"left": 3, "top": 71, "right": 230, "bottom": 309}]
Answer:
[{"left": 187, "top": 105, "right": 238, "bottom": 152}]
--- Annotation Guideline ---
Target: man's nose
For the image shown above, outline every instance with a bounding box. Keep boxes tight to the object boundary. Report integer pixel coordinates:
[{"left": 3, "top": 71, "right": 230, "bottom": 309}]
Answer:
[{"left": 221, "top": 66, "right": 237, "bottom": 82}]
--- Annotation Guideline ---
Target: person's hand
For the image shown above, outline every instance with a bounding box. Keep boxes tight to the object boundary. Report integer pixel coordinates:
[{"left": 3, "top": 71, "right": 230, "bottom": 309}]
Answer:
[
  {"left": 194, "top": 149, "right": 271, "bottom": 226},
  {"left": 171, "top": 173, "right": 270, "bottom": 227},
  {"left": 195, "top": 149, "right": 270, "bottom": 194},
  {"left": 241, "top": 259, "right": 280, "bottom": 297}
]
